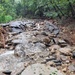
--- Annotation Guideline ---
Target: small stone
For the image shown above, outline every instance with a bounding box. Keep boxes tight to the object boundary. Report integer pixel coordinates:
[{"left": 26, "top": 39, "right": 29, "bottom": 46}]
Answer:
[
  {"left": 53, "top": 29, "right": 59, "bottom": 35},
  {"left": 53, "top": 38, "right": 58, "bottom": 44},
  {"left": 51, "top": 49, "right": 55, "bottom": 54},
  {"left": 11, "top": 63, "right": 25, "bottom": 75},
  {"left": 62, "top": 68, "right": 67, "bottom": 72},
  {"left": 40, "top": 22, "right": 44, "bottom": 25},
  {"left": 59, "top": 47, "right": 72, "bottom": 55},
  {"left": 3, "top": 70, "right": 12, "bottom": 75},
  {"left": 24, "top": 61, "right": 30, "bottom": 67},
  {"left": 53, "top": 60, "right": 62, "bottom": 63},
  {"left": 10, "top": 46, "right": 14, "bottom": 50},
  {"left": 49, "top": 45, "right": 60, "bottom": 50},
  {"left": 49, "top": 39, "right": 55, "bottom": 45},
  {"left": 12, "top": 39, "right": 22, "bottom": 44},
  {"left": 41, "top": 32, "right": 48, "bottom": 36},
  {"left": 53, "top": 60, "right": 62, "bottom": 66},
  {"left": 43, "top": 37, "right": 50, "bottom": 44},
  {"left": 58, "top": 39, "right": 66, "bottom": 44},
  {"left": 68, "top": 64, "right": 75, "bottom": 72},
  {"left": 66, "top": 60, "right": 70, "bottom": 64},
  {"left": 62, "top": 64, "right": 68, "bottom": 68},
  {"left": 14, "top": 44, "right": 26, "bottom": 57},
  {"left": 58, "top": 39, "right": 67, "bottom": 47},
  {"left": 72, "top": 51, "right": 75, "bottom": 59},
  {"left": 60, "top": 55, "right": 68, "bottom": 61},
  {"left": 41, "top": 60, "right": 46, "bottom": 64},
  {"left": 56, "top": 55, "right": 61, "bottom": 60},
  {"left": 55, "top": 63, "right": 62, "bottom": 66},
  {"left": 38, "top": 51, "right": 49, "bottom": 57},
  {"left": 46, "top": 57, "right": 56, "bottom": 62},
  {"left": 45, "top": 22, "right": 59, "bottom": 36},
  {"left": 41, "top": 61, "right": 46, "bottom": 64},
  {"left": 30, "top": 42, "right": 46, "bottom": 53},
  {"left": 59, "top": 43, "right": 68, "bottom": 47},
  {"left": 46, "top": 61, "right": 55, "bottom": 66}
]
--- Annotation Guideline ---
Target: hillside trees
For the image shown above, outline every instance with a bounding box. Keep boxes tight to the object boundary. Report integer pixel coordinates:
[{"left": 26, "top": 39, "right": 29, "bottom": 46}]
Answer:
[
  {"left": 0, "top": 0, "right": 75, "bottom": 23},
  {"left": 16, "top": 0, "right": 75, "bottom": 18},
  {"left": 0, "top": 0, "right": 16, "bottom": 23}
]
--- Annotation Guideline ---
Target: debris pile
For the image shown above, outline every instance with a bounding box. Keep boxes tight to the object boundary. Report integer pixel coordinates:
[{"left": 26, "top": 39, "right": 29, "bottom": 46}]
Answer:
[{"left": 0, "top": 19, "right": 75, "bottom": 75}]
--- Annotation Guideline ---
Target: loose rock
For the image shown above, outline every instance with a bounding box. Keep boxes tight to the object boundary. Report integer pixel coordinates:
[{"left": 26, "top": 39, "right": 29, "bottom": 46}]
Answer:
[
  {"left": 72, "top": 51, "right": 75, "bottom": 59},
  {"left": 68, "top": 64, "right": 75, "bottom": 72},
  {"left": 14, "top": 44, "right": 26, "bottom": 57},
  {"left": 59, "top": 47, "right": 72, "bottom": 55},
  {"left": 21, "top": 63, "right": 65, "bottom": 75}
]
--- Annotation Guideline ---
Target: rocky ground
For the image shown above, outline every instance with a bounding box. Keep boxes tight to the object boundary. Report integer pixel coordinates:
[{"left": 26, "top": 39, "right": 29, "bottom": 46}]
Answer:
[{"left": 0, "top": 19, "right": 75, "bottom": 75}]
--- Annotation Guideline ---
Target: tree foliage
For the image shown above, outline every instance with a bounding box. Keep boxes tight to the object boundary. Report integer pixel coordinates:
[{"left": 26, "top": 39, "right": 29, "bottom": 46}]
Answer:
[{"left": 0, "top": 0, "right": 75, "bottom": 23}]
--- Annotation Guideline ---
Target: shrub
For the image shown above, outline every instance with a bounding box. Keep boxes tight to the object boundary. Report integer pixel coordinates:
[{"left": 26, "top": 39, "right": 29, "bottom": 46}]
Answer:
[{"left": 5, "top": 15, "right": 12, "bottom": 22}]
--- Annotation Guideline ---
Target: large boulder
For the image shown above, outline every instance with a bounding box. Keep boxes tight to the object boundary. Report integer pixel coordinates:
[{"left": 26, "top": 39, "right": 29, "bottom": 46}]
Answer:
[
  {"left": 21, "top": 63, "right": 65, "bottom": 75},
  {"left": 45, "top": 21, "right": 60, "bottom": 35}
]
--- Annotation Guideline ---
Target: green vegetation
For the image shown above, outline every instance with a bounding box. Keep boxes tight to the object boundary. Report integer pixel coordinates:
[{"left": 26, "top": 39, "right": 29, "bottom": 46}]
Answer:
[
  {"left": 0, "top": 0, "right": 75, "bottom": 23},
  {"left": 49, "top": 71, "right": 58, "bottom": 75}
]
